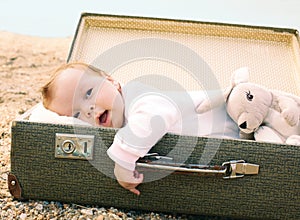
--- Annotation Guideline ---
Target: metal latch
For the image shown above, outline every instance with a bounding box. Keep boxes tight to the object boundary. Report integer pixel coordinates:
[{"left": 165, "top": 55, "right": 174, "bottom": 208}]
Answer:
[
  {"left": 55, "top": 133, "right": 94, "bottom": 160},
  {"left": 222, "top": 160, "right": 259, "bottom": 179}
]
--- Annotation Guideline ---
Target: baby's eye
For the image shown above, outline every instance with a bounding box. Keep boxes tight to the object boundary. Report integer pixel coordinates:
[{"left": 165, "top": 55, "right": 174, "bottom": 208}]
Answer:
[
  {"left": 85, "top": 88, "right": 93, "bottom": 99},
  {"left": 73, "top": 112, "right": 81, "bottom": 118}
]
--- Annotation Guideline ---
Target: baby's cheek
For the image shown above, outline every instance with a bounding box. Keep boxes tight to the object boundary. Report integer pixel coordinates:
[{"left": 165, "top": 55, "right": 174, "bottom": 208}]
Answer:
[
  {"left": 81, "top": 116, "right": 96, "bottom": 126},
  {"left": 112, "top": 113, "right": 124, "bottom": 128}
]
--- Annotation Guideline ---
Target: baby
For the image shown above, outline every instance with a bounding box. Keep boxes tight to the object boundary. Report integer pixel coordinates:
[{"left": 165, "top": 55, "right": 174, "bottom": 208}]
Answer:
[{"left": 42, "top": 62, "right": 239, "bottom": 195}]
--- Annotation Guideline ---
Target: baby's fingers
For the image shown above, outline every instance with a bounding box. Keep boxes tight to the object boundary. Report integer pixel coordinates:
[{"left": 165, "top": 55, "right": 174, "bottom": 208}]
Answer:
[
  {"left": 129, "top": 187, "right": 140, "bottom": 195},
  {"left": 119, "top": 174, "right": 144, "bottom": 195}
]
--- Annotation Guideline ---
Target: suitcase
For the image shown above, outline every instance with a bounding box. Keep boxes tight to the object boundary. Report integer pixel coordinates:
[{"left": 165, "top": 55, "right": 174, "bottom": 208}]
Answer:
[{"left": 10, "top": 13, "right": 300, "bottom": 219}]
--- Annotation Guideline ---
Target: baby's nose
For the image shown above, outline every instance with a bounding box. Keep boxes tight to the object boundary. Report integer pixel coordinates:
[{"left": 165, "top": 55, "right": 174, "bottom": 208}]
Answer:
[{"left": 86, "top": 105, "right": 95, "bottom": 117}]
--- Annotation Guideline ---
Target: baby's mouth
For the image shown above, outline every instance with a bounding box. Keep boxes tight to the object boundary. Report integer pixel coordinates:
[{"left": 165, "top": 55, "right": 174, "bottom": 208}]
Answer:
[{"left": 99, "top": 110, "right": 108, "bottom": 125}]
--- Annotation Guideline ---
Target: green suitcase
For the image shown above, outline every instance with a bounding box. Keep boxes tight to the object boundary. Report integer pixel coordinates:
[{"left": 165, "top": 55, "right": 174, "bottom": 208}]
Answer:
[{"left": 10, "top": 13, "right": 300, "bottom": 219}]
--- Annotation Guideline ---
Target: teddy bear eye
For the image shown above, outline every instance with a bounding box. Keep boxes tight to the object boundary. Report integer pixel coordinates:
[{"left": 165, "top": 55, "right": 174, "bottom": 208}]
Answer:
[{"left": 245, "top": 90, "right": 254, "bottom": 101}]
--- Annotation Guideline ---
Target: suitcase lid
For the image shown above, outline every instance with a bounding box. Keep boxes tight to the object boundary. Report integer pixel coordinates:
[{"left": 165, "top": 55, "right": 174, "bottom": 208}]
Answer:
[{"left": 67, "top": 13, "right": 300, "bottom": 95}]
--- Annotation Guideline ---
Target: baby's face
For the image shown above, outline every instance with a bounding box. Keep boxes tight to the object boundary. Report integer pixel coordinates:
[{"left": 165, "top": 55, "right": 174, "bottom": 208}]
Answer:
[{"left": 48, "top": 68, "right": 124, "bottom": 128}]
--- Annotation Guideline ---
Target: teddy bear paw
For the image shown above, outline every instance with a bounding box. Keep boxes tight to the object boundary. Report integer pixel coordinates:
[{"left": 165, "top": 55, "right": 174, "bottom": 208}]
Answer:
[
  {"left": 281, "top": 109, "right": 299, "bottom": 127},
  {"left": 286, "top": 135, "right": 300, "bottom": 145}
]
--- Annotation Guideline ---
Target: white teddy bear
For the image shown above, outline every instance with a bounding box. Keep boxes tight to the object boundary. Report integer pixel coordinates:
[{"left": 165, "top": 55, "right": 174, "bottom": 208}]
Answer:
[{"left": 197, "top": 67, "right": 300, "bottom": 145}]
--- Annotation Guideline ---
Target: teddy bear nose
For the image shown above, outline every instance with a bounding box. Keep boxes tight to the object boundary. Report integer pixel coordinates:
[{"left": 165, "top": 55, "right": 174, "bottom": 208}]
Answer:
[{"left": 239, "top": 121, "right": 247, "bottom": 129}]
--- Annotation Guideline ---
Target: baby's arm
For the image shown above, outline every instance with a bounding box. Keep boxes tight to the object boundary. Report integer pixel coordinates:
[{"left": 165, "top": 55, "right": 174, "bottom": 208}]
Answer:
[
  {"left": 107, "top": 138, "right": 143, "bottom": 195},
  {"left": 107, "top": 94, "right": 179, "bottom": 194},
  {"left": 114, "top": 163, "right": 143, "bottom": 195}
]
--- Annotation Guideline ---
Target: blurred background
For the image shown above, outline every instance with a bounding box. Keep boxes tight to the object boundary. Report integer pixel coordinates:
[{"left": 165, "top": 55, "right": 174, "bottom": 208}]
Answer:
[{"left": 0, "top": 0, "right": 299, "bottom": 37}]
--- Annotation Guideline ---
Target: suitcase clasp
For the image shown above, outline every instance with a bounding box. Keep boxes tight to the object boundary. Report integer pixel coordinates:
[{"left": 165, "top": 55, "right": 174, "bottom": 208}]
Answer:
[
  {"left": 55, "top": 133, "right": 94, "bottom": 160},
  {"left": 222, "top": 160, "right": 259, "bottom": 179}
]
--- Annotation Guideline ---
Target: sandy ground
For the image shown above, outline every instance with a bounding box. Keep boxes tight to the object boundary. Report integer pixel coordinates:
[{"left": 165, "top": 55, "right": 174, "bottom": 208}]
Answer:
[{"left": 0, "top": 31, "right": 72, "bottom": 197}]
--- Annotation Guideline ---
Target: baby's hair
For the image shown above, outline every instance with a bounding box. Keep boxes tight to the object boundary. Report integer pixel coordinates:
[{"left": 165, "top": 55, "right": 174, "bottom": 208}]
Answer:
[{"left": 41, "top": 62, "right": 108, "bottom": 108}]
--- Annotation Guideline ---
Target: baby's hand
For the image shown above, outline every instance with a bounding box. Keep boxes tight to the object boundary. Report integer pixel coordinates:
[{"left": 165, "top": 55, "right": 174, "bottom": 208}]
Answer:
[{"left": 114, "top": 163, "right": 144, "bottom": 195}]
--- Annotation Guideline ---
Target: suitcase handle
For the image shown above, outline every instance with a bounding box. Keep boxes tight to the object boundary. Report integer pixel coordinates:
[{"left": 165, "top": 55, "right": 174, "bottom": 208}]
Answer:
[{"left": 137, "top": 154, "right": 259, "bottom": 179}]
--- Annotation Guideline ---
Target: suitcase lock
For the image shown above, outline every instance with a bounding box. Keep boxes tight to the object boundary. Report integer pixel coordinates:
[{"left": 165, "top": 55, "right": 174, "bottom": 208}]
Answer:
[
  {"left": 61, "top": 140, "right": 76, "bottom": 154},
  {"left": 55, "top": 133, "right": 94, "bottom": 160}
]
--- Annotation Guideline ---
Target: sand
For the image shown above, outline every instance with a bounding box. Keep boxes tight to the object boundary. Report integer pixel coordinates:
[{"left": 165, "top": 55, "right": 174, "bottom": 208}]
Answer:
[{"left": 0, "top": 31, "right": 72, "bottom": 196}]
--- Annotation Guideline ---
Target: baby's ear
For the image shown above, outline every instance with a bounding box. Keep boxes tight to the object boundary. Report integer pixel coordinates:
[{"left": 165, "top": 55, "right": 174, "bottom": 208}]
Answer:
[{"left": 196, "top": 87, "right": 232, "bottom": 113}]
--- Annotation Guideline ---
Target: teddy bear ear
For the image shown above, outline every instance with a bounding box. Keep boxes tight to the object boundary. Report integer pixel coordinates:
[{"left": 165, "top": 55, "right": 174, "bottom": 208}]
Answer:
[
  {"left": 231, "top": 67, "right": 249, "bottom": 86},
  {"left": 196, "top": 87, "right": 232, "bottom": 113}
]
